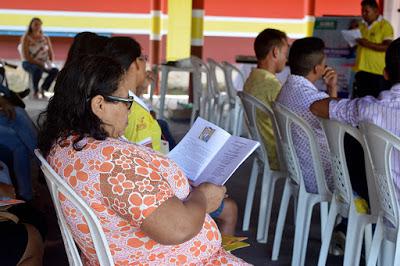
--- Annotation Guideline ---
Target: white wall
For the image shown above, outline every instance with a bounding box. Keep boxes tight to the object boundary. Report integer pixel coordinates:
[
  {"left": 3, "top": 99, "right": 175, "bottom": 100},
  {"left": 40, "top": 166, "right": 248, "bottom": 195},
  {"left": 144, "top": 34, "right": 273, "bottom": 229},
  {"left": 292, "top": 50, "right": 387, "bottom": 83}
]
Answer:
[{"left": 384, "top": 0, "right": 400, "bottom": 38}]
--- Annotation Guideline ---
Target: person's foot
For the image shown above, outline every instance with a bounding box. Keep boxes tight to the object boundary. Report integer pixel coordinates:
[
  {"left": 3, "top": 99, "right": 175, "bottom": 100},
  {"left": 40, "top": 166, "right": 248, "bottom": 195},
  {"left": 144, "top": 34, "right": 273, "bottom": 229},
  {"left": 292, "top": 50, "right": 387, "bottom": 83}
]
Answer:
[
  {"left": 33, "top": 91, "right": 43, "bottom": 100},
  {"left": 17, "top": 88, "right": 30, "bottom": 99}
]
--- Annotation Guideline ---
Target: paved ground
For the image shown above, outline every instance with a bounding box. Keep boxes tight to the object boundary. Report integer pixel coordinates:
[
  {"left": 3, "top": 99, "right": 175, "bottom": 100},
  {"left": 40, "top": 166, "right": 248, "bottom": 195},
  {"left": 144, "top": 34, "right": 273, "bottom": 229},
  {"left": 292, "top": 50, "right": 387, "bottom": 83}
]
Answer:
[{"left": 20, "top": 85, "right": 347, "bottom": 265}]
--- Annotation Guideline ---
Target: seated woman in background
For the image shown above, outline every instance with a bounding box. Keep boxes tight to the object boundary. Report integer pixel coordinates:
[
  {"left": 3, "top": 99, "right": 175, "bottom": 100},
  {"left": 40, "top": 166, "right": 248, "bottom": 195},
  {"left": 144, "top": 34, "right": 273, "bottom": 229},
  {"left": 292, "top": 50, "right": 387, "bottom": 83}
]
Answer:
[
  {"left": 0, "top": 96, "right": 37, "bottom": 201},
  {"left": 102, "top": 36, "right": 175, "bottom": 152},
  {"left": 102, "top": 36, "right": 237, "bottom": 235},
  {"left": 20, "top": 17, "right": 59, "bottom": 99},
  {"left": 37, "top": 55, "right": 249, "bottom": 265}
]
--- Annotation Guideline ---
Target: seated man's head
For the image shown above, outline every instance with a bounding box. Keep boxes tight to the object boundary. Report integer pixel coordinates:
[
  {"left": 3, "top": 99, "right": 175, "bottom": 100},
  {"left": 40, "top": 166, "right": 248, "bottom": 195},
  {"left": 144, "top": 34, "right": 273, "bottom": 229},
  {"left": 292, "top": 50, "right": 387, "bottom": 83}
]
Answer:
[
  {"left": 254, "top": 28, "right": 288, "bottom": 74},
  {"left": 38, "top": 55, "right": 134, "bottom": 156},
  {"left": 361, "top": 0, "right": 380, "bottom": 25},
  {"left": 384, "top": 37, "right": 400, "bottom": 85},
  {"left": 288, "top": 37, "right": 326, "bottom": 81}
]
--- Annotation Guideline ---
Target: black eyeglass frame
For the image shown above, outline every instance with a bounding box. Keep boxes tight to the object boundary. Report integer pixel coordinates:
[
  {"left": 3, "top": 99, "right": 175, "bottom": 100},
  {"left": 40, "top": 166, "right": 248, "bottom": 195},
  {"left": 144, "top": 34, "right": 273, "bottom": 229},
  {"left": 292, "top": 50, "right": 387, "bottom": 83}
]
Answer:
[{"left": 104, "top": 95, "right": 135, "bottom": 110}]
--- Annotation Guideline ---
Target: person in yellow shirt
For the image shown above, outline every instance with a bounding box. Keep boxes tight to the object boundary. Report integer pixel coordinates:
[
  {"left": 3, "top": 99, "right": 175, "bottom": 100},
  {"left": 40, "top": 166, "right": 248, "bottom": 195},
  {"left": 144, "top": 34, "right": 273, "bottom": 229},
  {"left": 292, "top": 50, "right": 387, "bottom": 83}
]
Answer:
[
  {"left": 353, "top": 0, "right": 393, "bottom": 98},
  {"left": 244, "top": 28, "right": 289, "bottom": 170},
  {"left": 102, "top": 37, "right": 163, "bottom": 151}
]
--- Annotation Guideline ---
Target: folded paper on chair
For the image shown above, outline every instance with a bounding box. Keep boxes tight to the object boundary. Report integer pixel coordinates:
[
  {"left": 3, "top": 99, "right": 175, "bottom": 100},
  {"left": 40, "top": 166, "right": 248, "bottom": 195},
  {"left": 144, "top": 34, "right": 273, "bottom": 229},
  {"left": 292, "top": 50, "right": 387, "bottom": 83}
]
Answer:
[{"left": 168, "top": 117, "right": 259, "bottom": 186}]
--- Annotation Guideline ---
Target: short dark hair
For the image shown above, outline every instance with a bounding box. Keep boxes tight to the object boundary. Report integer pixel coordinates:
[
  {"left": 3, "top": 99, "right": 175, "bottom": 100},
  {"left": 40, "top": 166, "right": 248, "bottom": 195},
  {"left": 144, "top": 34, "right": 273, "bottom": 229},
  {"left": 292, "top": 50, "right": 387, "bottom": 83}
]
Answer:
[
  {"left": 102, "top": 36, "right": 142, "bottom": 71},
  {"left": 64, "top": 32, "right": 109, "bottom": 67},
  {"left": 288, "top": 37, "right": 325, "bottom": 77},
  {"left": 254, "top": 28, "right": 287, "bottom": 60},
  {"left": 385, "top": 38, "right": 400, "bottom": 84},
  {"left": 38, "top": 55, "right": 125, "bottom": 156},
  {"left": 361, "top": 0, "right": 379, "bottom": 9}
]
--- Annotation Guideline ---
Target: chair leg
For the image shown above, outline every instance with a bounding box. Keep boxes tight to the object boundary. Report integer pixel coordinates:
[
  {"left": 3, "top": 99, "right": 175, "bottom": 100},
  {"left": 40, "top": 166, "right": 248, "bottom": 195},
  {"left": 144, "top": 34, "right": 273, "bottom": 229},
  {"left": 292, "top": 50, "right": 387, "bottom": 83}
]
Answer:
[
  {"left": 320, "top": 201, "right": 329, "bottom": 239},
  {"left": 291, "top": 192, "right": 314, "bottom": 266},
  {"left": 272, "top": 179, "right": 294, "bottom": 261},
  {"left": 242, "top": 158, "right": 259, "bottom": 231},
  {"left": 256, "top": 167, "right": 276, "bottom": 243},
  {"left": 367, "top": 219, "right": 383, "bottom": 266},
  {"left": 364, "top": 223, "right": 373, "bottom": 263},
  {"left": 343, "top": 205, "right": 366, "bottom": 266},
  {"left": 318, "top": 199, "right": 339, "bottom": 266}
]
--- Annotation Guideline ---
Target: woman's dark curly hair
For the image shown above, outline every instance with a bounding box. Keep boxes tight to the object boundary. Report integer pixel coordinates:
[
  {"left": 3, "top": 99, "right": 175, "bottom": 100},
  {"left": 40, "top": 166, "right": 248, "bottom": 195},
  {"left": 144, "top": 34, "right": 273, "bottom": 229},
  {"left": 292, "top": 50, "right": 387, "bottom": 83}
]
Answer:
[{"left": 37, "top": 55, "right": 125, "bottom": 156}]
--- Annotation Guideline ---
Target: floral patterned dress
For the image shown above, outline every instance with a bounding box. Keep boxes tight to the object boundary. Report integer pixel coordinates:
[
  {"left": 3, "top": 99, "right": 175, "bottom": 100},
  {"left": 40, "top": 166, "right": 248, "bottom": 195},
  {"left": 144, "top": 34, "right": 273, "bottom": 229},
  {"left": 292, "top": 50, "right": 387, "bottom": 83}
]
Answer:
[{"left": 47, "top": 136, "right": 250, "bottom": 266}]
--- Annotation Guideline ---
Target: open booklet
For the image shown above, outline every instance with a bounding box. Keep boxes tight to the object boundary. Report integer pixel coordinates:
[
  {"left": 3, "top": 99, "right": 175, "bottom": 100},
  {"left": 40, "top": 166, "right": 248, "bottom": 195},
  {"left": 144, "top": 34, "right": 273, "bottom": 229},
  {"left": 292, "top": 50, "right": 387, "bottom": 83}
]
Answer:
[{"left": 168, "top": 117, "right": 259, "bottom": 186}]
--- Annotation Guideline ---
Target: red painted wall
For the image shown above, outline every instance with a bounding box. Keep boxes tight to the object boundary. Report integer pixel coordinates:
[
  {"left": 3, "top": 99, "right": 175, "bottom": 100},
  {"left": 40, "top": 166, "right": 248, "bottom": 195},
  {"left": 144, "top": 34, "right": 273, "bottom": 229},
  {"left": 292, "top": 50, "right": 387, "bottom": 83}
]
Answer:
[{"left": 0, "top": 0, "right": 150, "bottom": 13}]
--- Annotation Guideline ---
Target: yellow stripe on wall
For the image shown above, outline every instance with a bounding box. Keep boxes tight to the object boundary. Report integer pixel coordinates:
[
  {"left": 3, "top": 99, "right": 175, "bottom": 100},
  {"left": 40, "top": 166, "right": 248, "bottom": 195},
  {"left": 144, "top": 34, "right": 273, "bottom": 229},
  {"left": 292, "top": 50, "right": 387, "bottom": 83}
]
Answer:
[
  {"left": 0, "top": 13, "right": 150, "bottom": 32},
  {"left": 0, "top": 9, "right": 314, "bottom": 38}
]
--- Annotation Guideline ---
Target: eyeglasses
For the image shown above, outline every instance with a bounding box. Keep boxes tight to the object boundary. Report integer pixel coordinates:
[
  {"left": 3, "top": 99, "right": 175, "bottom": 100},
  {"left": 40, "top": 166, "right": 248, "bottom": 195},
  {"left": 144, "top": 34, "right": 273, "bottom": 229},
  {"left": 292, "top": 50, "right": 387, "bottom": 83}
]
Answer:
[
  {"left": 138, "top": 54, "right": 148, "bottom": 62},
  {"left": 104, "top": 95, "right": 134, "bottom": 110}
]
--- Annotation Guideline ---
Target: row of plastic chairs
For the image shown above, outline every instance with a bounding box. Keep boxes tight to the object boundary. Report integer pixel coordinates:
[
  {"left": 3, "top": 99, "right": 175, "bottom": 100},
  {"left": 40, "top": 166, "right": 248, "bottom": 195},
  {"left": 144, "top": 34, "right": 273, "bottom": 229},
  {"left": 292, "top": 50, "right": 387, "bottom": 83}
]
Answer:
[
  {"left": 151, "top": 56, "right": 245, "bottom": 135},
  {"left": 238, "top": 91, "right": 400, "bottom": 265}
]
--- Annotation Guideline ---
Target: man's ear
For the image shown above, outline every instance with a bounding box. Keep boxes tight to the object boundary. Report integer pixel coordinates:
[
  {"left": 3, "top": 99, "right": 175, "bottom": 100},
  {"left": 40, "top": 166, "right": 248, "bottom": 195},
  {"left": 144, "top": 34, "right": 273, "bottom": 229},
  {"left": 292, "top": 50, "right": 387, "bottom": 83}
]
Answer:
[
  {"left": 90, "top": 95, "right": 105, "bottom": 120},
  {"left": 383, "top": 67, "right": 390, "bottom": 81},
  {"left": 272, "top": 46, "right": 279, "bottom": 59}
]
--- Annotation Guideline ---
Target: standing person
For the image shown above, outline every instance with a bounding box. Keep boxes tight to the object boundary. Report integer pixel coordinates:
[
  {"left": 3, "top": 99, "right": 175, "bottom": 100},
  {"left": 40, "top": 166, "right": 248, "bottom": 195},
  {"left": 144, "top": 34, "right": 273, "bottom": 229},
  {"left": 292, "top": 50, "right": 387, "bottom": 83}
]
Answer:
[
  {"left": 243, "top": 28, "right": 289, "bottom": 170},
  {"left": 20, "top": 17, "right": 59, "bottom": 99},
  {"left": 277, "top": 37, "right": 336, "bottom": 194},
  {"left": 353, "top": 0, "right": 393, "bottom": 98}
]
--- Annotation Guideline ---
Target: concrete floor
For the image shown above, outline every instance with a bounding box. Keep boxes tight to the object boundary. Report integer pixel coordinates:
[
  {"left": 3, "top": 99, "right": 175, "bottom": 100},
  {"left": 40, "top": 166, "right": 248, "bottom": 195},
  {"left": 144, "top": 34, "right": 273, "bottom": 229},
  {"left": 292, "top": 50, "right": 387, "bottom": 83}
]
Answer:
[{"left": 24, "top": 95, "right": 346, "bottom": 266}]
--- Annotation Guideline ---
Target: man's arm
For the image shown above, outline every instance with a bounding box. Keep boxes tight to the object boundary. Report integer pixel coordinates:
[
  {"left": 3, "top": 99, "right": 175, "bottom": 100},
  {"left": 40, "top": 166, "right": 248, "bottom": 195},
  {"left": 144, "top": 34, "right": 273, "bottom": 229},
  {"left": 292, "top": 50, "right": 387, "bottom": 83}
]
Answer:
[
  {"left": 310, "top": 98, "right": 332, "bottom": 118},
  {"left": 356, "top": 39, "right": 391, "bottom": 52}
]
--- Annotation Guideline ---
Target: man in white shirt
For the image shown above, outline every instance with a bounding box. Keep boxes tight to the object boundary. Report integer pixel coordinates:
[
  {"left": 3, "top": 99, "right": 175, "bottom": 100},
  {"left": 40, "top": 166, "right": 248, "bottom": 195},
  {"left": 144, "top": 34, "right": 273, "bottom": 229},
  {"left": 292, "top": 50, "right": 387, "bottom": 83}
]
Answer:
[
  {"left": 311, "top": 37, "right": 400, "bottom": 197},
  {"left": 277, "top": 37, "right": 337, "bottom": 194}
]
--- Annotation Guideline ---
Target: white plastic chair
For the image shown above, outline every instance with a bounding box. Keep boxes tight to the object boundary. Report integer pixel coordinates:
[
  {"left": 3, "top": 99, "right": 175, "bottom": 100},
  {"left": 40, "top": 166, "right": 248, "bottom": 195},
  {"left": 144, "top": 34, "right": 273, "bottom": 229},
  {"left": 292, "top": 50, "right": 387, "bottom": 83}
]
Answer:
[
  {"left": 221, "top": 61, "right": 244, "bottom": 136},
  {"left": 318, "top": 119, "right": 376, "bottom": 266},
  {"left": 272, "top": 103, "right": 331, "bottom": 266},
  {"left": 207, "top": 58, "right": 230, "bottom": 127},
  {"left": 237, "top": 92, "right": 286, "bottom": 243},
  {"left": 158, "top": 56, "right": 209, "bottom": 126},
  {"left": 360, "top": 122, "right": 400, "bottom": 266},
  {"left": 34, "top": 149, "right": 114, "bottom": 266}
]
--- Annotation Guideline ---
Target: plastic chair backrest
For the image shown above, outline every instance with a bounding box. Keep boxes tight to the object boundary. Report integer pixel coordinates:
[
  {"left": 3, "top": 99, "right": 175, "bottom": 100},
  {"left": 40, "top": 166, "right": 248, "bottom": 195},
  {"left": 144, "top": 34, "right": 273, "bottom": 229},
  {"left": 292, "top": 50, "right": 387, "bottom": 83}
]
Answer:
[
  {"left": 221, "top": 61, "right": 245, "bottom": 105},
  {"left": 238, "top": 91, "right": 284, "bottom": 170},
  {"left": 34, "top": 149, "right": 114, "bottom": 266},
  {"left": 207, "top": 58, "right": 224, "bottom": 97},
  {"left": 360, "top": 122, "right": 400, "bottom": 230},
  {"left": 320, "top": 119, "right": 362, "bottom": 207},
  {"left": 273, "top": 103, "right": 331, "bottom": 196}
]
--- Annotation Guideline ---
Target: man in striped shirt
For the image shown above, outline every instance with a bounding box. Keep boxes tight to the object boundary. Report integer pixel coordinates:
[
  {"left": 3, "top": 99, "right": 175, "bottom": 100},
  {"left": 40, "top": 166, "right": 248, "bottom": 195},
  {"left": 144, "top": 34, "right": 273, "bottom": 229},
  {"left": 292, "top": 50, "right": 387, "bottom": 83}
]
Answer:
[{"left": 311, "top": 37, "right": 400, "bottom": 195}]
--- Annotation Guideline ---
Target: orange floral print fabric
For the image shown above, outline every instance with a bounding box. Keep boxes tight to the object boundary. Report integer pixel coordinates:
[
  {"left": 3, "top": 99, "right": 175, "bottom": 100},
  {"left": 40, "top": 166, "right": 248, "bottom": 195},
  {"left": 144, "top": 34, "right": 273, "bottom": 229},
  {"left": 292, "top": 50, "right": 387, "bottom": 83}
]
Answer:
[{"left": 47, "top": 136, "right": 250, "bottom": 265}]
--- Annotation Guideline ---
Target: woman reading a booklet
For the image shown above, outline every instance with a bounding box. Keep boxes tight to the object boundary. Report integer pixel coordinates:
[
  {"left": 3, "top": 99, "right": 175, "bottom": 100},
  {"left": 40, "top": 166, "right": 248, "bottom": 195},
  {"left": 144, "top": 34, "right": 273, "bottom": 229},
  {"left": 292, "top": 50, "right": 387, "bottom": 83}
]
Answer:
[
  {"left": 37, "top": 55, "right": 250, "bottom": 265},
  {"left": 101, "top": 36, "right": 238, "bottom": 236}
]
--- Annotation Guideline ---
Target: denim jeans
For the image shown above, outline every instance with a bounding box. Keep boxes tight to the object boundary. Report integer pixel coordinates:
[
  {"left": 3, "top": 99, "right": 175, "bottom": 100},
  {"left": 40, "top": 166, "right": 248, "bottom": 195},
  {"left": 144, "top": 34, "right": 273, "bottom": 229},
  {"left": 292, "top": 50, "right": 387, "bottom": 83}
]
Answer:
[
  {"left": 22, "top": 61, "right": 59, "bottom": 92},
  {"left": 0, "top": 107, "right": 37, "bottom": 200}
]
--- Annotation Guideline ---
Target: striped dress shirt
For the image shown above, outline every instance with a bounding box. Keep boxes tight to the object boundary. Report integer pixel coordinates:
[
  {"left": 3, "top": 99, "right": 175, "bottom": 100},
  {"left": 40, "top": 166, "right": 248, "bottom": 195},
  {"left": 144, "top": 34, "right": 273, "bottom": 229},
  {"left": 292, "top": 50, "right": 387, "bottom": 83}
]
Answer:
[{"left": 329, "top": 83, "right": 400, "bottom": 194}]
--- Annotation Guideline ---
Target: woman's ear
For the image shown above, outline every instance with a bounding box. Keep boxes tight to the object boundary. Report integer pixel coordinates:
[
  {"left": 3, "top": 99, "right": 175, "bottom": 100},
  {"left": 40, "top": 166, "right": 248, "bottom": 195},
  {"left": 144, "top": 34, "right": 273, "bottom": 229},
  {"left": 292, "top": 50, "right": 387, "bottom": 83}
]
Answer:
[{"left": 90, "top": 95, "right": 105, "bottom": 120}]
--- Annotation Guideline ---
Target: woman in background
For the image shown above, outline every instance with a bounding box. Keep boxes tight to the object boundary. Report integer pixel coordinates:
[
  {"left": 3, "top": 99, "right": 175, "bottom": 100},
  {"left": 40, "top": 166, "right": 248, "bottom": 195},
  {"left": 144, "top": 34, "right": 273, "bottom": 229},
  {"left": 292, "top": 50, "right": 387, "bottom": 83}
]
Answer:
[{"left": 20, "top": 17, "right": 59, "bottom": 99}]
